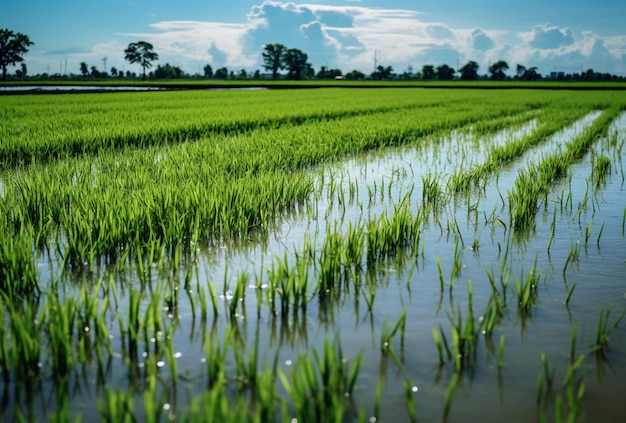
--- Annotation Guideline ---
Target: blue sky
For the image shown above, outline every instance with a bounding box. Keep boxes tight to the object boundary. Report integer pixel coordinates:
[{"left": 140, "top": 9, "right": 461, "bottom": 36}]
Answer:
[{"left": 3, "top": 1, "right": 626, "bottom": 77}]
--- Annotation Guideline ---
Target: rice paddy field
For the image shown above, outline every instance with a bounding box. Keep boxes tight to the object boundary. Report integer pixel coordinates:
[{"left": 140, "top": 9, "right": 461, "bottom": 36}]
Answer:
[{"left": 1, "top": 87, "right": 625, "bottom": 422}]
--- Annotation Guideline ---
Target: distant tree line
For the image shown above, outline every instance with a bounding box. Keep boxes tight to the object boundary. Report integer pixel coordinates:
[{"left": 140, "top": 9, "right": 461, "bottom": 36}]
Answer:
[{"left": 1, "top": 28, "right": 625, "bottom": 83}]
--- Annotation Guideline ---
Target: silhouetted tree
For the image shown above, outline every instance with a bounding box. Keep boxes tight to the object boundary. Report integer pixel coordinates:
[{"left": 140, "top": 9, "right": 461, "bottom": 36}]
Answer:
[
  {"left": 110, "top": 66, "right": 118, "bottom": 77},
  {"left": 203, "top": 64, "right": 213, "bottom": 78},
  {"left": 344, "top": 69, "right": 365, "bottom": 80},
  {"left": 370, "top": 65, "right": 393, "bottom": 80},
  {"left": 154, "top": 63, "right": 184, "bottom": 79},
  {"left": 124, "top": 41, "right": 159, "bottom": 80},
  {"left": 0, "top": 28, "right": 34, "bottom": 80},
  {"left": 459, "top": 61, "right": 480, "bottom": 80},
  {"left": 489, "top": 60, "right": 509, "bottom": 80},
  {"left": 436, "top": 64, "right": 455, "bottom": 80},
  {"left": 215, "top": 67, "right": 228, "bottom": 79},
  {"left": 422, "top": 65, "right": 435, "bottom": 80},
  {"left": 79, "top": 62, "right": 88, "bottom": 77},
  {"left": 262, "top": 43, "right": 287, "bottom": 80},
  {"left": 515, "top": 64, "right": 541, "bottom": 80},
  {"left": 90, "top": 66, "right": 98, "bottom": 78},
  {"left": 284, "top": 48, "right": 312, "bottom": 80},
  {"left": 317, "top": 66, "right": 342, "bottom": 79}
]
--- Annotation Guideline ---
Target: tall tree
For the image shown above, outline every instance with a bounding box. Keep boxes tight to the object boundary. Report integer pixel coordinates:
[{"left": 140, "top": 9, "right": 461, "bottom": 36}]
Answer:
[
  {"left": 422, "top": 65, "right": 435, "bottom": 80},
  {"left": 262, "top": 43, "right": 287, "bottom": 80},
  {"left": 489, "top": 60, "right": 509, "bottom": 80},
  {"left": 436, "top": 64, "right": 455, "bottom": 80},
  {"left": 79, "top": 62, "right": 89, "bottom": 77},
  {"left": 459, "top": 60, "right": 480, "bottom": 80},
  {"left": 284, "top": 48, "right": 311, "bottom": 80},
  {"left": 371, "top": 65, "right": 393, "bottom": 80},
  {"left": 203, "top": 64, "right": 213, "bottom": 78},
  {"left": 0, "top": 29, "right": 34, "bottom": 81},
  {"left": 124, "top": 41, "right": 159, "bottom": 80}
]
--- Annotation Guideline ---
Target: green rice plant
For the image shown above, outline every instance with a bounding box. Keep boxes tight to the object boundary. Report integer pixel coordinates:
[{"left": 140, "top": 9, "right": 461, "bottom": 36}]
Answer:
[
  {"left": 381, "top": 310, "right": 407, "bottom": 363},
  {"left": 279, "top": 337, "right": 362, "bottom": 423},
  {"left": 366, "top": 203, "right": 422, "bottom": 264},
  {"left": 591, "top": 306, "right": 625, "bottom": 353},
  {"left": 5, "top": 296, "right": 43, "bottom": 380},
  {"left": 403, "top": 377, "right": 418, "bottom": 423},
  {"left": 443, "top": 373, "right": 460, "bottom": 421},
  {"left": 0, "top": 225, "right": 40, "bottom": 299},
  {"left": 498, "top": 334, "right": 505, "bottom": 367},
  {"left": 436, "top": 256, "right": 445, "bottom": 291},
  {"left": 433, "top": 281, "right": 480, "bottom": 373},
  {"left": 564, "top": 281, "right": 577, "bottom": 306},
  {"left": 513, "top": 256, "right": 540, "bottom": 313},
  {"left": 98, "top": 387, "right": 136, "bottom": 423},
  {"left": 591, "top": 154, "right": 611, "bottom": 188},
  {"left": 596, "top": 221, "right": 605, "bottom": 245},
  {"left": 204, "top": 328, "right": 232, "bottom": 388},
  {"left": 563, "top": 239, "right": 580, "bottom": 274},
  {"left": 547, "top": 203, "right": 557, "bottom": 255}
]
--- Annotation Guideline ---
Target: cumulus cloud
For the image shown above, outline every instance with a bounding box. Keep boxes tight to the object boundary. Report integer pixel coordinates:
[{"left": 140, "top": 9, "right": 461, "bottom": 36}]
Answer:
[
  {"left": 55, "top": 2, "right": 622, "bottom": 77},
  {"left": 519, "top": 24, "right": 575, "bottom": 50},
  {"left": 471, "top": 29, "right": 495, "bottom": 51}
]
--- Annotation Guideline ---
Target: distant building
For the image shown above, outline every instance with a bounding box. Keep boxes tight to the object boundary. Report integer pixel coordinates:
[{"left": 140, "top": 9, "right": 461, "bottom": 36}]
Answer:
[{"left": 550, "top": 72, "right": 565, "bottom": 80}]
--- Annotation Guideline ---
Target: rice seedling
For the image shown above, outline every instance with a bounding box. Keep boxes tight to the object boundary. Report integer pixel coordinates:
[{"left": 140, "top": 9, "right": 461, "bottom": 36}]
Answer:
[
  {"left": 591, "top": 306, "right": 625, "bottom": 353},
  {"left": 403, "top": 376, "right": 418, "bottom": 423},
  {"left": 497, "top": 334, "right": 505, "bottom": 367},
  {"left": 513, "top": 256, "right": 540, "bottom": 313}
]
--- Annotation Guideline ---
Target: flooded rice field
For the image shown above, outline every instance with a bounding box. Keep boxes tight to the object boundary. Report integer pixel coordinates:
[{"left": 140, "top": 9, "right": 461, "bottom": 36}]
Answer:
[{"left": 0, "top": 89, "right": 625, "bottom": 422}]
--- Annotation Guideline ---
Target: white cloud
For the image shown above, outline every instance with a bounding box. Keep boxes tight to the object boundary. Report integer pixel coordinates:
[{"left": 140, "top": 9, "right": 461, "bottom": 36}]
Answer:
[
  {"left": 24, "top": 2, "right": 626, "bottom": 77},
  {"left": 519, "top": 24, "right": 575, "bottom": 50}
]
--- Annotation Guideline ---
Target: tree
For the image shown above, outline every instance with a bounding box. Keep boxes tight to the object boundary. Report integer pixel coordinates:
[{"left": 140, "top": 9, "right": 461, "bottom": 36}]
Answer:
[
  {"left": 154, "top": 63, "right": 184, "bottom": 79},
  {"left": 90, "top": 65, "right": 98, "bottom": 78},
  {"left": 436, "top": 64, "right": 455, "bottom": 80},
  {"left": 79, "top": 62, "right": 89, "bottom": 77},
  {"left": 459, "top": 60, "right": 479, "bottom": 80},
  {"left": 124, "top": 41, "right": 159, "bottom": 80},
  {"left": 317, "top": 66, "right": 342, "bottom": 79},
  {"left": 422, "top": 65, "right": 435, "bottom": 80},
  {"left": 262, "top": 43, "right": 287, "bottom": 80},
  {"left": 214, "top": 67, "right": 228, "bottom": 79},
  {"left": 0, "top": 29, "right": 34, "bottom": 81},
  {"left": 370, "top": 65, "right": 393, "bottom": 80},
  {"left": 284, "top": 48, "right": 311, "bottom": 80},
  {"left": 489, "top": 60, "right": 509, "bottom": 80},
  {"left": 515, "top": 64, "right": 541, "bottom": 81},
  {"left": 344, "top": 70, "right": 365, "bottom": 80},
  {"left": 110, "top": 66, "right": 118, "bottom": 77},
  {"left": 203, "top": 64, "right": 213, "bottom": 78}
]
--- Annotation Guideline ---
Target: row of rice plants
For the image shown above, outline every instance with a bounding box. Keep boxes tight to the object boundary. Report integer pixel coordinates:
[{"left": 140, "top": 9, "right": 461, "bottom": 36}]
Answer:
[
  {"left": 508, "top": 106, "right": 621, "bottom": 233},
  {"left": 0, "top": 88, "right": 539, "bottom": 167}
]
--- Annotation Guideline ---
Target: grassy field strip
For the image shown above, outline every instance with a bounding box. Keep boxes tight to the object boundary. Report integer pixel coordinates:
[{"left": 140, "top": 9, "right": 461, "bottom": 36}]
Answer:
[{"left": 0, "top": 89, "right": 522, "bottom": 167}]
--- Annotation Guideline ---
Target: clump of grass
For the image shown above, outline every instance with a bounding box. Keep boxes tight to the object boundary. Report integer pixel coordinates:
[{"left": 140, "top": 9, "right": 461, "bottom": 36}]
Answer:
[
  {"left": 591, "top": 154, "right": 611, "bottom": 188},
  {"left": 279, "top": 337, "right": 362, "bottom": 422},
  {"left": 591, "top": 306, "right": 625, "bottom": 353}
]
